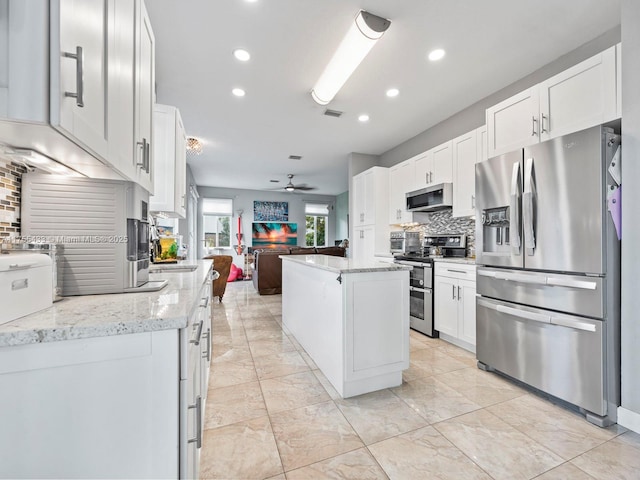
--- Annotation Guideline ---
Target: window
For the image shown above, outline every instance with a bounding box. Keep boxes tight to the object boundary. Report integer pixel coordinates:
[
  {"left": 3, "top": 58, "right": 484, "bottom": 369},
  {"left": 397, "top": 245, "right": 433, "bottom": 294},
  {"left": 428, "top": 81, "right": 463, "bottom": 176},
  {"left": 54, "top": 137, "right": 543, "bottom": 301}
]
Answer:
[
  {"left": 305, "top": 203, "right": 328, "bottom": 247},
  {"left": 202, "top": 198, "right": 232, "bottom": 248}
]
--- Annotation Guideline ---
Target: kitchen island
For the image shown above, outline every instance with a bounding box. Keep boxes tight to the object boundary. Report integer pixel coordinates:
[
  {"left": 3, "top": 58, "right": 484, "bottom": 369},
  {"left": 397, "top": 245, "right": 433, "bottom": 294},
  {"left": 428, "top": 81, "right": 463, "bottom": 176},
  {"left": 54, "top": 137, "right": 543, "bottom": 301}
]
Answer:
[
  {"left": 281, "top": 255, "right": 411, "bottom": 398},
  {"left": 0, "top": 260, "right": 214, "bottom": 479}
]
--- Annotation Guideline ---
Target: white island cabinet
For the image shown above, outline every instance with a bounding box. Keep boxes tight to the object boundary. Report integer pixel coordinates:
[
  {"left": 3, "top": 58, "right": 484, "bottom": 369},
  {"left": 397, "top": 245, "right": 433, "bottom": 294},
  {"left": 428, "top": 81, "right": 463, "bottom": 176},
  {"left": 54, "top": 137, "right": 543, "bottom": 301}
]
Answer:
[
  {"left": 281, "top": 255, "right": 410, "bottom": 397},
  {"left": 0, "top": 261, "right": 213, "bottom": 479}
]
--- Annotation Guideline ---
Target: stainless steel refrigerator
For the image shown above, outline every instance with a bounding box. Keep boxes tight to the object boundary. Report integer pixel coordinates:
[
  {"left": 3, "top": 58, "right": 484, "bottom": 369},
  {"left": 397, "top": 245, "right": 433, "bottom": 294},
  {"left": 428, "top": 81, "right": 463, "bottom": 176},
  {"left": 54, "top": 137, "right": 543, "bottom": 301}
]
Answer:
[{"left": 475, "top": 125, "right": 621, "bottom": 427}]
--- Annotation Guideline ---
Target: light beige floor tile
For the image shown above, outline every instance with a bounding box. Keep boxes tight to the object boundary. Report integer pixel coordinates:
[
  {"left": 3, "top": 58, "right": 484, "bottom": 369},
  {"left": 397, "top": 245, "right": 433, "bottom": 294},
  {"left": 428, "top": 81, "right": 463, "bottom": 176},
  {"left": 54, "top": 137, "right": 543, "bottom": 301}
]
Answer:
[
  {"left": 486, "top": 394, "right": 618, "bottom": 459},
  {"left": 200, "top": 415, "right": 283, "bottom": 479},
  {"left": 265, "top": 474, "right": 286, "bottom": 480},
  {"left": 211, "top": 343, "right": 253, "bottom": 364},
  {"left": 534, "top": 462, "right": 596, "bottom": 479},
  {"left": 367, "top": 425, "right": 491, "bottom": 480},
  {"left": 253, "top": 350, "right": 310, "bottom": 380},
  {"left": 245, "top": 328, "right": 290, "bottom": 342},
  {"left": 285, "top": 448, "right": 388, "bottom": 480},
  {"left": 336, "top": 389, "right": 428, "bottom": 444},
  {"left": 238, "top": 307, "right": 273, "bottom": 319},
  {"left": 570, "top": 431, "right": 640, "bottom": 479},
  {"left": 435, "top": 409, "right": 564, "bottom": 480},
  {"left": 270, "top": 400, "right": 364, "bottom": 471},
  {"left": 409, "top": 336, "right": 429, "bottom": 352},
  {"left": 260, "top": 295, "right": 283, "bottom": 305},
  {"left": 248, "top": 337, "right": 296, "bottom": 357},
  {"left": 299, "top": 350, "right": 318, "bottom": 369},
  {"left": 204, "top": 381, "right": 267, "bottom": 429},
  {"left": 260, "top": 371, "right": 330, "bottom": 414},
  {"left": 242, "top": 320, "right": 283, "bottom": 333},
  {"left": 435, "top": 366, "right": 526, "bottom": 407},
  {"left": 287, "top": 335, "right": 304, "bottom": 351},
  {"left": 212, "top": 332, "right": 248, "bottom": 348},
  {"left": 433, "top": 342, "right": 478, "bottom": 366},
  {"left": 409, "top": 347, "right": 469, "bottom": 375},
  {"left": 401, "top": 362, "right": 433, "bottom": 382},
  {"left": 312, "top": 370, "right": 342, "bottom": 400},
  {"left": 209, "top": 358, "right": 258, "bottom": 388},
  {"left": 392, "top": 376, "right": 482, "bottom": 423}
]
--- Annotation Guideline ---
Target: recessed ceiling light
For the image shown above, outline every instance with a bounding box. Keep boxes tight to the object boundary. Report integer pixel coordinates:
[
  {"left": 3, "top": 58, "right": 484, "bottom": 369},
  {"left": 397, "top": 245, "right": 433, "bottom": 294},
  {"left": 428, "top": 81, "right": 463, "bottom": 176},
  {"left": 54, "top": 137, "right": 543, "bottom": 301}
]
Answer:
[
  {"left": 428, "top": 48, "right": 446, "bottom": 61},
  {"left": 245, "top": 0, "right": 258, "bottom": 3},
  {"left": 232, "top": 88, "right": 245, "bottom": 97},
  {"left": 386, "top": 88, "right": 399, "bottom": 98},
  {"left": 358, "top": 114, "right": 370, "bottom": 122},
  {"left": 233, "top": 49, "right": 250, "bottom": 62}
]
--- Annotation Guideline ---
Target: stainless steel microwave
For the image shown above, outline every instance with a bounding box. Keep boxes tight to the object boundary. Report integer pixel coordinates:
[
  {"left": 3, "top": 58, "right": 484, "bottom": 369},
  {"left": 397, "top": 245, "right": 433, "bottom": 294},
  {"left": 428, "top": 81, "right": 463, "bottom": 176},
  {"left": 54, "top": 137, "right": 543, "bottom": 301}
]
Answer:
[{"left": 406, "top": 183, "right": 453, "bottom": 212}]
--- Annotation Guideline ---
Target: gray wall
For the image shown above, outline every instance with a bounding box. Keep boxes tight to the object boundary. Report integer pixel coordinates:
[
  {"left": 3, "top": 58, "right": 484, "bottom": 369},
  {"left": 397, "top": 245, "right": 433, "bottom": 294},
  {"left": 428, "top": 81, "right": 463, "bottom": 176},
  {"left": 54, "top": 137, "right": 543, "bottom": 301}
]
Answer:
[
  {"left": 379, "top": 27, "right": 621, "bottom": 167},
  {"left": 335, "top": 191, "right": 349, "bottom": 242},
  {"left": 196, "top": 186, "right": 337, "bottom": 268},
  {"left": 620, "top": 0, "right": 640, "bottom": 426}
]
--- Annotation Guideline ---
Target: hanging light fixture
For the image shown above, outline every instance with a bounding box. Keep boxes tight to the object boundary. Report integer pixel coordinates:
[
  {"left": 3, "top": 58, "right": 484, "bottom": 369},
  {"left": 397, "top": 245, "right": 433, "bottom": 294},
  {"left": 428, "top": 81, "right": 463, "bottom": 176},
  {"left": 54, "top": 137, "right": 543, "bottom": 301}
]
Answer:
[{"left": 311, "top": 10, "right": 391, "bottom": 106}]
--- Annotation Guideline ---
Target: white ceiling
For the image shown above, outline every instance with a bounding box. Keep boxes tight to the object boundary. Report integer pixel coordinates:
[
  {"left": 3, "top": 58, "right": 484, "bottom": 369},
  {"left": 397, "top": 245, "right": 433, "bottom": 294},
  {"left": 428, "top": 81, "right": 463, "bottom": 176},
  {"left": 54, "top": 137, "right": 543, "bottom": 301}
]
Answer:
[{"left": 146, "top": 0, "right": 621, "bottom": 196}]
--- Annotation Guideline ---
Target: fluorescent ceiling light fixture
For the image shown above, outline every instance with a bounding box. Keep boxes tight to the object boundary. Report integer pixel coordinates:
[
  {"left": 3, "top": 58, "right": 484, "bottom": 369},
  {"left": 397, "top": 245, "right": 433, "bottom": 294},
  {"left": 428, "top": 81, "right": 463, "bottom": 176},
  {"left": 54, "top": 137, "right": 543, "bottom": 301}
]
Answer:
[
  {"left": 2, "top": 148, "right": 84, "bottom": 177},
  {"left": 358, "top": 114, "right": 370, "bottom": 122},
  {"left": 233, "top": 49, "right": 251, "bottom": 61},
  {"left": 428, "top": 48, "right": 445, "bottom": 61},
  {"left": 311, "top": 10, "right": 390, "bottom": 106},
  {"left": 232, "top": 88, "right": 246, "bottom": 97},
  {"left": 386, "top": 88, "right": 399, "bottom": 97}
]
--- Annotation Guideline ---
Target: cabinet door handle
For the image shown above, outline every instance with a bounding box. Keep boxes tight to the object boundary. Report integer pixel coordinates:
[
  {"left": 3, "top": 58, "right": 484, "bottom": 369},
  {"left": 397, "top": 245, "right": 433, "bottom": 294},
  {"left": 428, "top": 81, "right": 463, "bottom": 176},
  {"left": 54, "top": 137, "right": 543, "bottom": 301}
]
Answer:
[
  {"left": 63, "top": 46, "right": 84, "bottom": 107},
  {"left": 457, "top": 285, "right": 461, "bottom": 300},
  {"left": 452, "top": 284, "right": 456, "bottom": 300},
  {"left": 447, "top": 269, "right": 467, "bottom": 274},
  {"left": 200, "top": 295, "right": 210, "bottom": 309},
  {"left": 188, "top": 395, "right": 202, "bottom": 448},
  {"left": 137, "top": 138, "right": 149, "bottom": 172},
  {"left": 540, "top": 114, "right": 548, "bottom": 133},
  {"left": 471, "top": 195, "right": 475, "bottom": 208},
  {"left": 190, "top": 320, "right": 204, "bottom": 345},
  {"left": 429, "top": 171, "right": 433, "bottom": 183},
  {"left": 202, "top": 330, "right": 211, "bottom": 362},
  {"left": 531, "top": 116, "right": 537, "bottom": 136},
  {"left": 426, "top": 172, "right": 429, "bottom": 184}
]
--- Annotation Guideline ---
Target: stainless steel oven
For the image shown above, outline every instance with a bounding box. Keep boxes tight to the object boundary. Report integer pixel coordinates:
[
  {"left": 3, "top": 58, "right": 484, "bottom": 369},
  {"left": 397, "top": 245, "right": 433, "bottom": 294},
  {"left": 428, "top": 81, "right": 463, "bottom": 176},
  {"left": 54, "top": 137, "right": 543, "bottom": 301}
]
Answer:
[
  {"left": 393, "top": 258, "right": 436, "bottom": 337},
  {"left": 390, "top": 231, "right": 420, "bottom": 254}
]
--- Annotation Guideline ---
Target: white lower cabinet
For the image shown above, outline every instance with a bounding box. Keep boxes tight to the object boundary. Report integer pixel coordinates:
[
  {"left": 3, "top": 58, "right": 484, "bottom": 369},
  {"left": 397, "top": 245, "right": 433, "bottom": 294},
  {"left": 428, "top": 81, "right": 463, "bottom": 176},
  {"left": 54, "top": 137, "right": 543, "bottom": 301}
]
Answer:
[
  {"left": 0, "top": 272, "right": 213, "bottom": 480},
  {"left": 434, "top": 262, "right": 476, "bottom": 352}
]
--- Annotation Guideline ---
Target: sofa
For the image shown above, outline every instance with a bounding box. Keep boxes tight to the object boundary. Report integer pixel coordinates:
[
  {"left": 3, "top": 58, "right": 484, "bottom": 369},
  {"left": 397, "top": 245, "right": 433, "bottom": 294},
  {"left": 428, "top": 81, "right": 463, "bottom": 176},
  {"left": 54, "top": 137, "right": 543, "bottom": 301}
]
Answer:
[{"left": 251, "top": 246, "right": 346, "bottom": 295}]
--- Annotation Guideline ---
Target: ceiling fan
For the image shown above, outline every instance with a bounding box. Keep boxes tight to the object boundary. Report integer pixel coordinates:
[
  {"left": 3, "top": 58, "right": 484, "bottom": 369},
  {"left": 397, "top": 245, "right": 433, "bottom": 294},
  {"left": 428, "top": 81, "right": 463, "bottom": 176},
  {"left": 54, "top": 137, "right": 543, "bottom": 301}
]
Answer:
[{"left": 281, "top": 174, "right": 316, "bottom": 192}]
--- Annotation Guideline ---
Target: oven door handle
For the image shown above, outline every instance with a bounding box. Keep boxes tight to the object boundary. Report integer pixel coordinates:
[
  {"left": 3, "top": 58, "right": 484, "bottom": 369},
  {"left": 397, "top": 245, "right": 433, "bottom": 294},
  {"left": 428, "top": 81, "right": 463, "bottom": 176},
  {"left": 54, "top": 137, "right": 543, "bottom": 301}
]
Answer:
[
  {"left": 410, "top": 286, "right": 431, "bottom": 293},
  {"left": 395, "top": 260, "right": 432, "bottom": 267}
]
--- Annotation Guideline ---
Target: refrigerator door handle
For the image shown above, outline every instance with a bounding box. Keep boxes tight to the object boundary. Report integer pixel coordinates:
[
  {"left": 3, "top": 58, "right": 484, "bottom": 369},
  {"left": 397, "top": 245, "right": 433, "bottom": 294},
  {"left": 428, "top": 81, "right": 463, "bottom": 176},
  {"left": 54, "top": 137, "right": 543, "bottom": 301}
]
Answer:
[
  {"left": 546, "top": 277, "right": 598, "bottom": 290},
  {"left": 550, "top": 317, "right": 597, "bottom": 332},
  {"left": 509, "top": 161, "right": 522, "bottom": 254},
  {"left": 523, "top": 157, "right": 536, "bottom": 255},
  {"left": 496, "top": 304, "right": 551, "bottom": 324}
]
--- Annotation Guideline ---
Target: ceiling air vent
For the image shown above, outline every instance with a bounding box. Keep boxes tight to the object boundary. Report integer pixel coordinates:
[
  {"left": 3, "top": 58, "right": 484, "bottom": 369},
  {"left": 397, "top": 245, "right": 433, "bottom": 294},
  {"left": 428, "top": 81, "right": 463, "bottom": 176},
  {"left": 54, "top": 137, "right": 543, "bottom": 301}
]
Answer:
[
  {"left": 288, "top": 155, "right": 303, "bottom": 160},
  {"left": 323, "top": 109, "right": 343, "bottom": 118}
]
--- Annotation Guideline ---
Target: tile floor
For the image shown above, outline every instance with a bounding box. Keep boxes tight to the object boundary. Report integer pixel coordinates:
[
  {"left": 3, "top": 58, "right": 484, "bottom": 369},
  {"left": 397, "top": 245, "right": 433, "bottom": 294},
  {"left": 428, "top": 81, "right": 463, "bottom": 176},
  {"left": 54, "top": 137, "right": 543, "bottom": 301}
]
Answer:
[{"left": 201, "top": 280, "right": 640, "bottom": 480}]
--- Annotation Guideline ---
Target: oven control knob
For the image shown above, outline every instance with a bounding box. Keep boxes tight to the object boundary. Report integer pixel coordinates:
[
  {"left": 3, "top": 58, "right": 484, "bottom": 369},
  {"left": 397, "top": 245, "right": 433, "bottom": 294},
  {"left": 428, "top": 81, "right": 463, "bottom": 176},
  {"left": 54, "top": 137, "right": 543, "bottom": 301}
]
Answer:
[{"left": 419, "top": 280, "right": 424, "bottom": 286}]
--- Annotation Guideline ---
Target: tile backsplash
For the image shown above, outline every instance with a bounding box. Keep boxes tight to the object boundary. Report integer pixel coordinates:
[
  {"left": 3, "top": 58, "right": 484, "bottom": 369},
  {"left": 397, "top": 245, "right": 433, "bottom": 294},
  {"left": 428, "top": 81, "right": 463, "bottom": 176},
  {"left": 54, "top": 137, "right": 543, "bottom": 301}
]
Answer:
[
  {"left": 0, "top": 158, "right": 25, "bottom": 238},
  {"left": 408, "top": 209, "right": 476, "bottom": 256}
]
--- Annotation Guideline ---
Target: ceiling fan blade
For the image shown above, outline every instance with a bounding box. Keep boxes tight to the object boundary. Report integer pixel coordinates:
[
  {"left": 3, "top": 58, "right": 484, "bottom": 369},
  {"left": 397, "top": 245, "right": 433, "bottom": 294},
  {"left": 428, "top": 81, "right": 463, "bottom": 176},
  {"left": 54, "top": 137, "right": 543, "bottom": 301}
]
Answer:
[{"left": 293, "top": 184, "right": 316, "bottom": 191}]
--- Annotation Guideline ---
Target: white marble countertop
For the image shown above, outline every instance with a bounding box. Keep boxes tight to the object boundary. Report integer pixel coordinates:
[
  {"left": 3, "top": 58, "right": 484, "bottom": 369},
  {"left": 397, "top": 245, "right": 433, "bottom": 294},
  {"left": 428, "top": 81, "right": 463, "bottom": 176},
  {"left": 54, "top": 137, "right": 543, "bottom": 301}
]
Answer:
[
  {"left": 280, "top": 254, "right": 411, "bottom": 274},
  {"left": 0, "top": 260, "right": 213, "bottom": 348}
]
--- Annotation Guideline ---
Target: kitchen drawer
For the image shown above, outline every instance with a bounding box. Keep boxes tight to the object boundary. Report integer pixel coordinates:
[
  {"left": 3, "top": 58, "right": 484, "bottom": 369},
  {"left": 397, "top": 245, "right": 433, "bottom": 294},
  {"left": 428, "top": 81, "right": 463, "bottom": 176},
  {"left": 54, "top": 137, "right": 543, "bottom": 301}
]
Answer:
[{"left": 434, "top": 262, "right": 476, "bottom": 280}]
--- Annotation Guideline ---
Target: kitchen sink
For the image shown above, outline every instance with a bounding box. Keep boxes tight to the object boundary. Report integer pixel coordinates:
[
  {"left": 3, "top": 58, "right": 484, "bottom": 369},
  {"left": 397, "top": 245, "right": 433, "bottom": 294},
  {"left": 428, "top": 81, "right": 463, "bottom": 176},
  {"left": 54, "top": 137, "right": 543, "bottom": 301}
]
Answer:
[{"left": 149, "top": 264, "right": 199, "bottom": 273}]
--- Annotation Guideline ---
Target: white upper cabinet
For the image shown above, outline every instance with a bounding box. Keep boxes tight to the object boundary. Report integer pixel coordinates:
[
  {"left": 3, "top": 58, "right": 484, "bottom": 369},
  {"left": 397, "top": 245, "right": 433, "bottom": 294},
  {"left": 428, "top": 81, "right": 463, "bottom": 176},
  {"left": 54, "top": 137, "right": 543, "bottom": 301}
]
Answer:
[
  {"left": 0, "top": 0, "right": 156, "bottom": 189},
  {"left": 388, "top": 159, "right": 414, "bottom": 225},
  {"left": 150, "top": 104, "right": 186, "bottom": 218},
  {"left": 487, "top": 44, "right": 619, "bottom": 157},
  {"left": 538, "top": 45, "right": 617, "bottom": 141},
  {"left": 55, "top": 0, "right": 110, "bottom": 160},
  {"left": 486, "top": 87, "right": 540, "bottom": 157},
  {"left": 452, "top": 128, "right": 478, "bottom": 218},
  {"left": 134, "top": 0, "right": 155, "bottom": 193},
  {"left": 415, "top": 140, "right": 453, "bottom": 190},
  {"left": 476, "top": 124, "right": 488, "bottom": 163},
  {"left": 351, "top": 167, "right": 389, "bottom": 261}
]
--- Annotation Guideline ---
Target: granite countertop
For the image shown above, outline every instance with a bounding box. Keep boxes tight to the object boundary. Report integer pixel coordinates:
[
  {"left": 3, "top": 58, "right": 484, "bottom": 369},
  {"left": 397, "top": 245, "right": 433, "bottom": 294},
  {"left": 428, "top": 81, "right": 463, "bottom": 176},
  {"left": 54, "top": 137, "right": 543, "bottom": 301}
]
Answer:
[
  {"left": 0, "top": 260, "right": 213, "bottom": 348},
  {"left": 281, "top": 254, "right": 412, "bottom": 274},
  {"left": 433, "top": 257, "right": 476, "bottom": 265}
]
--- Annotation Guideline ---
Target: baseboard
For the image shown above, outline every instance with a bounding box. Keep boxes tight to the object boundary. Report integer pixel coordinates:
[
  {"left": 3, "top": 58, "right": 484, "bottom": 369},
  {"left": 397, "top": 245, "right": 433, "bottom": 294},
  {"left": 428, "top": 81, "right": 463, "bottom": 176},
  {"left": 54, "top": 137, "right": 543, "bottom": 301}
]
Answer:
[{"left": 617, "top": 406, "right": 640, "bottom": 434}]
